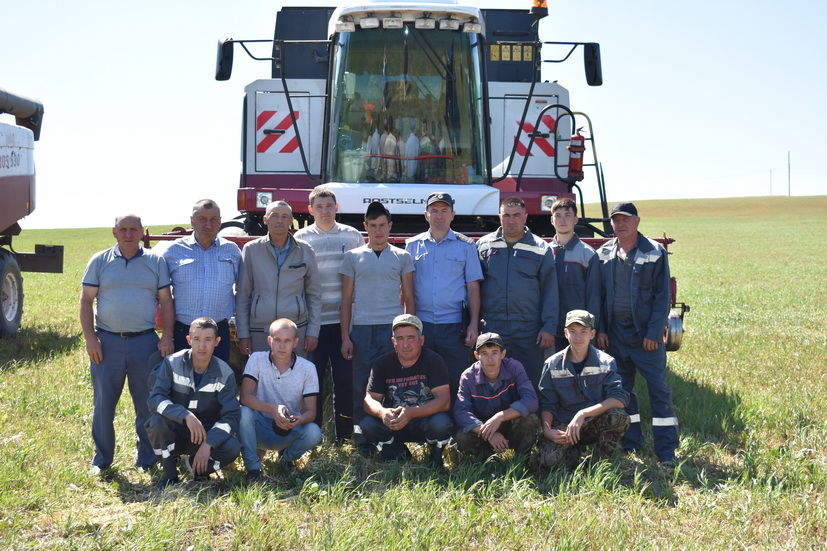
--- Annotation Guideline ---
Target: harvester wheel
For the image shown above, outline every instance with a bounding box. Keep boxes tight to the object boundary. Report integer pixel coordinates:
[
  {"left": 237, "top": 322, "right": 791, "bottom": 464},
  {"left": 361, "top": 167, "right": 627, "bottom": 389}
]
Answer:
[
  {"left": 0, "top": 252, "right": 24, "bottom": 337},
  {"left": 663, "top": 311, "right": 683, "bottom": 352}
]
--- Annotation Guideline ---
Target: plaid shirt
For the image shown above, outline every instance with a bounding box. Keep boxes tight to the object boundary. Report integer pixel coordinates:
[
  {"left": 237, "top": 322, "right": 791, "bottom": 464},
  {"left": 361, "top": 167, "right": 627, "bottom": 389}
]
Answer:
[{"left": 163, "top": 235, "right": 241, "bottom": 324}]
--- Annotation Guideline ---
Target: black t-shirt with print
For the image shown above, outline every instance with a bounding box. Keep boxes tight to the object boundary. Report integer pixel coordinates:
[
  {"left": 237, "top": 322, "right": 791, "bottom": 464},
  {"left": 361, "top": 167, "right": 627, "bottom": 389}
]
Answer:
[{"left": 366, "top": 348, "right": 450, "bottom": 408}]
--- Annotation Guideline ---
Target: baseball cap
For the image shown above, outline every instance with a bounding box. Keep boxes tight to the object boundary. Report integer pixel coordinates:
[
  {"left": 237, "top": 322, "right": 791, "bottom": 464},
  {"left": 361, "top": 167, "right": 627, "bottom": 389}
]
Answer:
[
  {"left": 475, "top": 332, "right": 505, "bottom": 350},
  {"left": 365, "top": 201, "right": 391, "bottom": 220},
  {"left": 565, "top": 309, "right": 595, "bottom": 329},
  {"left": 426, "top": 192, "right": 455, "bottom": 208},
  {"left": 392, "top": 314, "right": 423, "bottom": 333},
  {"left": 610, "top": 202, "right": 638, "bottom": 218}
]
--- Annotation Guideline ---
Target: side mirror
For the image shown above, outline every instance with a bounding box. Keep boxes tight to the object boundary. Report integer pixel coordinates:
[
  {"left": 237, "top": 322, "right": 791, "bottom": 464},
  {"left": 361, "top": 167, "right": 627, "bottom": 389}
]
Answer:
[
  {"left": 215, "top": 39, "right": 234, "bottom": 81},
  {"left": 584, "top": 42, "right": 603, "bottom": 86}
]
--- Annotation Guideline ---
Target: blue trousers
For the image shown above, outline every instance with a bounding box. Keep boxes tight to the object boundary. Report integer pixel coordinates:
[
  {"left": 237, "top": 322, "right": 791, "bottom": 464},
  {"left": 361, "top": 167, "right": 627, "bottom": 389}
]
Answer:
[
  {"left": 481, "top": 320, "right": 545, "bottom": 388},
  {"left": 421, "top": 321, "right": 471, "bottom": 396},
  {"left": 173, "top": 319, "right": 231, "bottom": 363},
  {"left": 609, "top": 322, "right": 679, "bottom": 462},
  {"left": 307, "top": 323, "right": 354, "bottom": 440},
  {"left": 144, "top": 413, "right": 240, "bottom": 472},
  {"left": 90, "top": 330, "right": 158, "bottom": 468},
  {"left": 350, "top": 324, "right": 393, "bottom": 428},
  {"left": 238, "top": 406, "right": 322, "bottom": 470},
  {"left": 358, "top": 412, "right": 454, "bottom": 459}
]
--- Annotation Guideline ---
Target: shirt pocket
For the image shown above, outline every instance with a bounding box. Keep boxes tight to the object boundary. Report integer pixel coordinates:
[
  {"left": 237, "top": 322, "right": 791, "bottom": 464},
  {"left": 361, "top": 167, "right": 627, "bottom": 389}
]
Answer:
[
  {"left": 513, "top": 251, "right": 540, "bottom": 278},
  {"left": 218, "top": 257, "right": 236, "bottom": 284}
]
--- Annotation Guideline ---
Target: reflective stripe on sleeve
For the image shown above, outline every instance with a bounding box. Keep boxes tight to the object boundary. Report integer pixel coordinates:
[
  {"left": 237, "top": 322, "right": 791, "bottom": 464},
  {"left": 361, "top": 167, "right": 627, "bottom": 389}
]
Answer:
[
  {"left": 199, "top": 382, "right": 226, "bottom": 393},
  {"left": 652, "top": 416, "right": 678, "bottom": 427},
  {"left": 157, "top": 400, "right": 173, "bottom": 414},
  {"left": 629, "top": 414, "right": 641, "bottom": 423},
  {"left": 214, "top": 422, "right": 231, "bottom": 434}
]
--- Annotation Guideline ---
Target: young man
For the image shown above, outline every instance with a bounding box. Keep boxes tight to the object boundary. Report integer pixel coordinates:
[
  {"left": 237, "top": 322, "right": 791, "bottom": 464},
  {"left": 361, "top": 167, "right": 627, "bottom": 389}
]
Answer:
[
  {"left": 145, "top": 317, "right": 241, "bottom": 488},
  {"left": 238, "top": 319, "right": 322, "bottom": 480},
  {"left": 453, "top": 333, "right": 539, "bottom": 457},
  {"left": 295, "top": 187, "right": 364, "bottom": 441},
  {"left": 339, "top": 201, "right": 415, "bottom": 438},
  {"left": 405, "top": 192, "right": 482, "bottom": 392},
  {"left": 537, "top": 310, "right": 629, "bottom": 469},
  {"left": 236, "top": 200, "right": 321, "bottom": 356},
  {"left": 549, "top": 198, "right": 601, "bottom": 352},
  {"left": 477, "top": 197, "right": 558, "bottom": 386},
  {"left": 596, "top": 202, "right": 679, "bottom": 464},
  {"left": 163, "top": 199, "right": 241, "bottom": 362},
  {"left": 359, "top": 314, "right": 454, "bottom": 467},
  {"left": 80, "top": 214, "right": 174, "bottom": 474}
]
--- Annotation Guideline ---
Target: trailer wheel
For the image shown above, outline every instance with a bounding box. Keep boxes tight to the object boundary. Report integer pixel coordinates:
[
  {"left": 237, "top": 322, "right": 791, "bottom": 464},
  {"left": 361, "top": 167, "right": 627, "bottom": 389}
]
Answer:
[
  {"left": 0, "top": 252, "right": 24, "bottom": 337},
  {"left": 663, "top": 311, "right": 683, "bottom": 352}
]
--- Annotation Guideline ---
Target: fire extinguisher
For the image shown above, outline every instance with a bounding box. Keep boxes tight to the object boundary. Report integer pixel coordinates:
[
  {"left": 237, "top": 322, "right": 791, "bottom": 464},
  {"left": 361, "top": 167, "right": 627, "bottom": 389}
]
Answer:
[{"left": 567, "top": 128, "right": 586, "bottom": 182}]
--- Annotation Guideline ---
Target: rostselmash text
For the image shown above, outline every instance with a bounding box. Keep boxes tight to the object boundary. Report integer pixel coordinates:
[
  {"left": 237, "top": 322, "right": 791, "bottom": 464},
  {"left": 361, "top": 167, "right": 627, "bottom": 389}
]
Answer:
[{"left": 362, "top": 198, "right": 427, "bottom": 204}]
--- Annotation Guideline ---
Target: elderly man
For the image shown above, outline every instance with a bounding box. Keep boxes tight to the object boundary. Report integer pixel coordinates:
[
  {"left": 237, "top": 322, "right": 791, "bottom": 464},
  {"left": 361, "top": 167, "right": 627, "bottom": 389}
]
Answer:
[
  {"left": 239, "top": 318, "right": 322, "bottom": 480},
  {"left": 163, "top": 199, "right": 241, "bottom": 363},
  {"left": 405, "top": 192, "right": 482, "bottom": 392},
  {"left": 236, "top": 200, "right": 321, "bottom": 357},
  {"left": 340, "top": 201, "right": 414, "bottom": 440},
  {"left": 453, "top": 333, "right": 539, "bottom": 458},
  {"left": 295, "top": 187, "right": 364, "bottom": 441},
  {"left": 146, "top": 317, "right": 241, "bottom": 488},
  {"left": 596, "top": 202, "right": 679, "bottom": 464},
  {"left": 538, "top": 310, "right": 630, "bottom": 469},
  {"left": 80, "top": 214, "right": 174, "bottom": 475},
  {"left": 549, "top": 197, "right": 601, "bottom": 352},
  {"left": 359, "top": 314, "right": 454, "bottom": 467},
  {"left": 477, "top": 197, "right": 558, "bottom": 387}
]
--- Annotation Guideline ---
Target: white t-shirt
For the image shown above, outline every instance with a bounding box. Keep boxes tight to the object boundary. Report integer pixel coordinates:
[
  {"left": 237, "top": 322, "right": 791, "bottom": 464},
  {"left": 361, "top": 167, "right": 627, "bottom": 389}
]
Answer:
[{"left": 243, "top": 351, "right": 319, "bottom": 419}]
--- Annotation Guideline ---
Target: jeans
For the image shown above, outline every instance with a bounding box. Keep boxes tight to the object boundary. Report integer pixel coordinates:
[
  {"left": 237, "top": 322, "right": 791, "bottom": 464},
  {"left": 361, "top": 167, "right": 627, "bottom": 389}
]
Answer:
[
  {"left": 308, "top": 323, "right": 354, "bottom": 440},
  {"left": 349, "top": 324, "right": 393, "bottom": 429},
  {"left": 358, "top": 412, "right": 454, "bottom": 459},
  {"left": 238, "top": 406, "right": 322, "bottom": 470},
  {"left": 90, "top": 329, "right": 158, "bottom": 468}
]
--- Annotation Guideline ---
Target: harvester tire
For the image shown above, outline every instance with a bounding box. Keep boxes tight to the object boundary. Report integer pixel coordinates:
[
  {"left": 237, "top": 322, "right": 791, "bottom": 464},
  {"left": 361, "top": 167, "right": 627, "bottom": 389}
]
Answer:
[
  {"left": 0, "top": 252, "right": 24, "bottom": 337},
  {"left": 663, "top": 311, "right": 683, "bottom": 352}
]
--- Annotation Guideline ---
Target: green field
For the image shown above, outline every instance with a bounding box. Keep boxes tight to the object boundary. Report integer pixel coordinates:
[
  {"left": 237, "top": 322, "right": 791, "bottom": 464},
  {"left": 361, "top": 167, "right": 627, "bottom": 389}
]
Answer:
[{"left": 1, "top": 196, "right": 825, "bottom": 549}]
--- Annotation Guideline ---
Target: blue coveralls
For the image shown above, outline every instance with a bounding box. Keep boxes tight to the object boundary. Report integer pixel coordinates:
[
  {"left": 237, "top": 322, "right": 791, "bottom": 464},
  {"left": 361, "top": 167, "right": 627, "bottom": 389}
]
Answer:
[{"left": 597, "top": 233, "right": 679, "bottom": 462}]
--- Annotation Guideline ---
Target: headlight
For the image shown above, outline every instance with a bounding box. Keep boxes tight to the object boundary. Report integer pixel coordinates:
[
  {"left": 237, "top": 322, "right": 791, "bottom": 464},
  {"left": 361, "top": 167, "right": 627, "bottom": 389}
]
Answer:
[
  {"left": 256, "top": 192, "right": 273, "bottom": 209},
  {"left": 540, "top": 195, "right": 558, "bottom": 211}
]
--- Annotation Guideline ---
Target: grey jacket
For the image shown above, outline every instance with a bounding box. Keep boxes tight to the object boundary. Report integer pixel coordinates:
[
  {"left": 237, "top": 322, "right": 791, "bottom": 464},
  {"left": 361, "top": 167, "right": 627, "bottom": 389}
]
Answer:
[
  {"left": 477, "top": 227, "right": 558, "bottom": 334},
  {"left": 236, "top": 233, "right": 322, "bottom": 338}
]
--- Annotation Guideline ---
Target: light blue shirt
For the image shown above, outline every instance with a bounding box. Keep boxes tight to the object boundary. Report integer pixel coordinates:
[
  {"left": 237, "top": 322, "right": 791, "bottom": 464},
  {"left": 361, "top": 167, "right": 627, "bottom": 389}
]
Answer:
[
  {"left": 405, "top": 229, "right": 483, "bottom": 324},
  {"left": 163, "top": 235, "right": 241, "bottom": 324}
]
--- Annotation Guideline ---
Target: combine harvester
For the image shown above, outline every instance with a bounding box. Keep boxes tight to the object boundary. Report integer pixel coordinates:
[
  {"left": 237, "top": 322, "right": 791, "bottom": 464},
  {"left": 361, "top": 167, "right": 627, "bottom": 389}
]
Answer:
[
  {"left": 152, "top": 0, "right": 688, "bottom": 349},
  {"left": 0, "top": 88, "right": 63, "bottom": 337}
]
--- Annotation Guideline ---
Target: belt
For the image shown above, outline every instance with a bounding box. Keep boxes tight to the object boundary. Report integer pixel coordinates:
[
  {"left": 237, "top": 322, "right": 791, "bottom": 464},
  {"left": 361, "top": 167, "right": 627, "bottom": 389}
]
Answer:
[
  {"left": 176, "top": 319, "right": 229, "bottom": 327},
  {"left": 97, "top": 327, "right": 156, "bottom": 338}
]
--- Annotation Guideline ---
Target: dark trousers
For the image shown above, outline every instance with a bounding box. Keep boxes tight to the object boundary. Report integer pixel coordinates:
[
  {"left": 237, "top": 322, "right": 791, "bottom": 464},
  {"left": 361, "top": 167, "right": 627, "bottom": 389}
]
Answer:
[
  {"left": 422, "top": 321, "right": 471, "bottom": 396},
  {"left": 358, "top": 412, "right": 454, "bottom": 459},
  {"left": 350, "top": 324, "right": 393, "bottom": 431},
  {"left": 537, "top": 408, "right": 630, "bottom": 469},
  {"left": 609, "top": 322, "right": 679, "bottom": 462},
  {"left": 90, "top": 330, "right": 158, "bottom": 468},
  {"left": 144, "top": 413, "right": 240, "bottom": 473},
  {"left": 307, "top": 323, "right": 354, "bottom": 440},
  {"left": 482, "top": 320, "right": 545, "bottom": 388},
  {"left": 173, "top": 319, "right": 231, "bottom": 363},
  {"left": 454, "top": 414, "right": 539, "bottom": 457}
]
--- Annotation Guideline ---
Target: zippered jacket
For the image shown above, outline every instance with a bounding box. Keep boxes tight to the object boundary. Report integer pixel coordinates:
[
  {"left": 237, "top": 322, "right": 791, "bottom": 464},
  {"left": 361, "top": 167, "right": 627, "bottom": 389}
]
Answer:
[
  {"left": 236, "top": 233, "right": 321, "bottom": 339},
  {"left": 538, "top": 345, "right": 628, "bottom": 425},
  {"left": 477, "top": 227, "right": 558, "bottom": 334},
  {"left": 551, "top": 235, "right": 602, "bottom": 337},
  {"left": 147, "top": 349, "right": 240, "bottom": 449},
  {"left": 596, "top": 233, "right": 671, "bottom": 342}
]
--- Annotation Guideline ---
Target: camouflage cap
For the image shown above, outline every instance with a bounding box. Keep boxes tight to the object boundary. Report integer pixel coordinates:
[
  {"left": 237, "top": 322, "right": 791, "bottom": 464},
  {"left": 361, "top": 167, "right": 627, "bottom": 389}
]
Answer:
[{"left": 392, "top": 314, "right": 423, "bottom": 333}]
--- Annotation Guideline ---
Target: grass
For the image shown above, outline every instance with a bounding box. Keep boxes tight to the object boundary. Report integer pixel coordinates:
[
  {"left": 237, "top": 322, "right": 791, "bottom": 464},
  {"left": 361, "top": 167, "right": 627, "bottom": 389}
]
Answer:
[{"left": 1, "top": 196, "right": 825, "bottom": 549}]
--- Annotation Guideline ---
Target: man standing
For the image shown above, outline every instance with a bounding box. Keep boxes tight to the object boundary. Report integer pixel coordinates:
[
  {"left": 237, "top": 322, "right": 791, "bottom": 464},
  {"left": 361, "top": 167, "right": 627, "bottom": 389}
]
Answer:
[
  {"left": 80, "top": 214, "right": 174, "bottom": 474},
  {"left": 596, "top": 202, "right": 679, "bottom": 464},
  {"left": 295, "top": 187, "right": 364, "bottom": 441},
  {"left": 477, "top": 197, "right": 558, "bottom": 386},
  {"left": 239, "top": 319, "right": 322, "bottom": 480},
  {"left": 549, "top": 198, "right": 601, "bottom": 352},
  {"left": 537, "top": 310, "right": 630, "bottom": 469},
  {"left": 453, "top": 333, "right": 539, "bottom": 458},
  {"left": 163, "top": 199, "right": 241, "bottom": 363},
  {"left": 340, "top": 201, "right": 415, "bottom": 436},
  {"left": 236, "top": 200, "right": 321, "bottom": 357},
  {"left": 405, "top": 192, "right": 482, "bottom": 391},
  {"left": 360, "top": 315, "right": 454, "bottom": 467},
  {"left": 146, "top": 317, "right": 241, "bottom": 488}
]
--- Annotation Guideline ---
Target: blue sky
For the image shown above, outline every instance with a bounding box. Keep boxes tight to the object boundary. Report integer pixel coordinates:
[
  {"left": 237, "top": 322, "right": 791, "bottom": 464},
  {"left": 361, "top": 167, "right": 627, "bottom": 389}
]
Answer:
[{"left": 2, "top": 0, "right": 824, "bottom": 229}]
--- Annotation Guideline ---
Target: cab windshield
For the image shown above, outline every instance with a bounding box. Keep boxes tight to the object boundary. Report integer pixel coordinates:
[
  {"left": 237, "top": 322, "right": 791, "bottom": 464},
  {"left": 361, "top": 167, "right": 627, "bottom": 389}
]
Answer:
[{"left": 326, "top": 27, "right": 486, "bottom": 185}]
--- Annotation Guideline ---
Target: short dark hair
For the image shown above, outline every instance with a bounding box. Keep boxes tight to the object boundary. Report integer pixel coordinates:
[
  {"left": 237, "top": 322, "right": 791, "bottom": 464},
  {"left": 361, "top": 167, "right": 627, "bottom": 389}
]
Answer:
[
  {"left": 551, "top": 197, "right": 577, "bottom": 216},
  {"left": 192, "top": 199, "right": 219, "bottom": 215},
  {"left": 309, "top": 187, "right": 337, "bottom": 206},
  {"left": 500, "top": 197, "right": 525, "bottom": 210},
  {"left": 189, "top": 317, "right": 219, "bottom": 337},
  {"left": 365, "top": 201, "right": 391, "bottom": 222}
]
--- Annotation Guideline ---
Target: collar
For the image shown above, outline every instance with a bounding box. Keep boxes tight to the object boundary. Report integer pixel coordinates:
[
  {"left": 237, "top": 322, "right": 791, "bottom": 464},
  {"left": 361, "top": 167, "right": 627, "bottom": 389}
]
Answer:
[
  {"left": 562, "top": 345, "right": 598, "bottom": 373},
  {"left": 472, "top": 358, "right": 508, "bottom": 385},
  {"left": 426, "top": 228, "right": 457, "bottom": 243},
  {"left": 552, "top": 234, "right": 580, "bottom": 250},
  {"left": 312, "top": 222, "right": 340, "bottom": 235},
  {"left": 183, "top": 234, "right": 220, "bottom": 249},
  {"left": 269, "top": 351, "right": 297, "bottom": 371},
  {"left": 184, "top": 349, "right": 216, "bottom": 377},
  {"left": 493, "top": 227, "right": 531, "bottom": 244},
  {"left": 113, "top": 244, "right": 144, "bottom": 259},
  {"left": 267, "top": 232, "right": 295, "bottom": 250}
]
